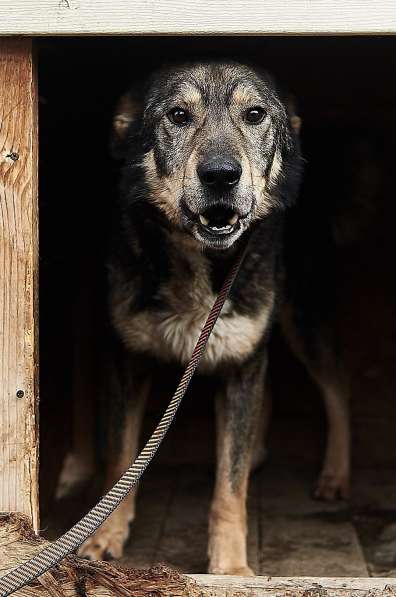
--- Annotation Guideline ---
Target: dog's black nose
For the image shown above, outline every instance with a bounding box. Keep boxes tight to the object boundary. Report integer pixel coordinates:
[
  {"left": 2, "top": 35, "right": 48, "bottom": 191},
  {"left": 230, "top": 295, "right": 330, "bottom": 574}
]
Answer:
[{"left": 197, "top": 157, "right": 242, "bottom": 190}]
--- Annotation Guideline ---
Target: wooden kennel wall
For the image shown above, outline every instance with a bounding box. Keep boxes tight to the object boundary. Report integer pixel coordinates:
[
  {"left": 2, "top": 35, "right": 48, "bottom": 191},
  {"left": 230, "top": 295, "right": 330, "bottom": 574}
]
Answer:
[
  {"left": 0, "top": 39, "right": 39, "bottom": 532},
  {"left": 1, "top": 2, "right": 396, "bottom": 595}
]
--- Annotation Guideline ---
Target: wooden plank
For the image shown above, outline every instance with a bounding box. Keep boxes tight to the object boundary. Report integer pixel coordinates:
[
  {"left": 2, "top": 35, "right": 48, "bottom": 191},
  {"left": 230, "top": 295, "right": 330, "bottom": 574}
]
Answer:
[
  {"left": 121, "top": 465, "right": 370, "bottom": 576},
  {"left": 257, "top": 469, "right": 368, "bottom": 577},
  {"left": 0, "top": 1, "right": 396, "bottom": 35},
  {"left": 351, "top": 469, "right": 396, "bottom": 575},
  {"left": 0, "top": 39, "right": 39, "bottom": 531},
  {"left": 154, "top": 466, "right": 214, "bottom": 573},
  {"left": 259, "top": 517, "right": 368, "bottom": 577},
  {"left": 120, "top": 466, "right": 261, "bottom": 573},
  {"left": 145, "top": 467, "right": 260, "bottom": 574},
  {"left": 121, "top": 465, "right": 177, "bottom": 569},
  {"left": 191, "top": 575, "right": 396, "bottom": 596}
]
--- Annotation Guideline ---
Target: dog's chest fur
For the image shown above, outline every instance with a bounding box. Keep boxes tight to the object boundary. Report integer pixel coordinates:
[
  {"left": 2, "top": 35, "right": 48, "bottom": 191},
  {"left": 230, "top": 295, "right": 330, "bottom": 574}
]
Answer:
[{"left": 110, "top": 233, "right": 274, "bottom": 371}]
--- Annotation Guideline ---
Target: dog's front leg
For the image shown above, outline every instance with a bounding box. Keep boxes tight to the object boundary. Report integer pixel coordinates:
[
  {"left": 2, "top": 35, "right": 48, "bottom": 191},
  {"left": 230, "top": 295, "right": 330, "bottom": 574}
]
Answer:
[{"left": 209, "top": 353, "right": 267, "bottom": 576}]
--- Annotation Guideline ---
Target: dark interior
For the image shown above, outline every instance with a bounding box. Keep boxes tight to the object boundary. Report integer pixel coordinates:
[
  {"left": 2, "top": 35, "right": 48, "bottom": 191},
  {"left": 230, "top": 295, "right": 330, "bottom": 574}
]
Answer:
[{"left": 38, "top": 37, "right": 396, "bottom": 576}]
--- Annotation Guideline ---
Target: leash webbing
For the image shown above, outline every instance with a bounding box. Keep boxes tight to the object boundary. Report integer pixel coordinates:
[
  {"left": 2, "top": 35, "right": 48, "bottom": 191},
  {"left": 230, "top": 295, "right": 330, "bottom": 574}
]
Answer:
[{"left": 0, "top": 248, "right": 247, "bottom": 597}]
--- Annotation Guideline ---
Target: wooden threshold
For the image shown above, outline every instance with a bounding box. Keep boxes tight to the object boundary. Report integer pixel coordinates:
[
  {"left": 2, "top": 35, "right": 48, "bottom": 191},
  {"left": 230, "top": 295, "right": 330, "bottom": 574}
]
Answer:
[
  {"left": 191, "top": 575, "right": 396, "bottom": 596},
  {"left": 3, "top": 513, "right": 396, "bottom": 596}
]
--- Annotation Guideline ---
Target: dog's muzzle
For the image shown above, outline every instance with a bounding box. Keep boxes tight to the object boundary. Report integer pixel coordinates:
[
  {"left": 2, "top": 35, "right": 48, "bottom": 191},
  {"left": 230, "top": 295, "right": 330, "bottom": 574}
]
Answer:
[
  {"left": 181, "top": 198, "right": 252, "bottom": 250},
  {"left": 192, "top": 155, "right": 244, "bottom": 239},
  {"left": 181, "top": 154, "right": 253, "bottom": 248}
]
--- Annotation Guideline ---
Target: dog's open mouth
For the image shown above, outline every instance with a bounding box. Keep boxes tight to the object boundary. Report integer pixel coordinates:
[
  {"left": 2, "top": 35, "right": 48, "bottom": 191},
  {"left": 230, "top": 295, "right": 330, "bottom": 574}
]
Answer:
[{"left": 197, "top": 206, "right": 239, "bottom": 236}]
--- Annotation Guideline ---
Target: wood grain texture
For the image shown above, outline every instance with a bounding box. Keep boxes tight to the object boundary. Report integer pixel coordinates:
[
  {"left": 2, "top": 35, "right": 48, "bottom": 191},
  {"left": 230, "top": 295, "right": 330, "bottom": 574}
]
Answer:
[
  {"left": 257, "top": 469, "right": 368, "bottom": 577},
  {"left": 116, "top": 467, "right": 369, "bottom": 577},
  {"left": 191, "top": 575, "right": 396, "bottom": 596},
  {"left": 121, "top": 466, "right": 177, "bottom": 569},
  {"left": 0, "top": 1, "right": 396, "bottom": 35},
  {"left": 0, "top": 39, "right": 39, "bottom": 530}
]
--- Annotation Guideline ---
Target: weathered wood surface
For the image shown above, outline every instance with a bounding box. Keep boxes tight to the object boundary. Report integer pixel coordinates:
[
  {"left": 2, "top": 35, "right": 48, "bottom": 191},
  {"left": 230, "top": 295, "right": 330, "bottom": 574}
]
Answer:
[
  {"left": 257, "top": 469, "right": 368, "bottom": 577},
  {"left": 0, "top": 514, "right": 203, "bottom": 596},
  {"left": 0, "top": 1, "right": 396, "bottom": 35},
  {"left": 192, "top": 574, "right": 396, "bottom": 596},
  {"left": 120, "top": 466, "right": 259, "bottom": 574},
  {"left": 2, "top": 513, "right": 396, "bottom": 597},
  {"left": 120, "top": 467, "right": 177, "bottom": 569},
  {"left": 115, "top": 467, "right": 368, "bottom": 577},
  {"left": 0, "top": 39, "right": 39, "bottom": 530}
]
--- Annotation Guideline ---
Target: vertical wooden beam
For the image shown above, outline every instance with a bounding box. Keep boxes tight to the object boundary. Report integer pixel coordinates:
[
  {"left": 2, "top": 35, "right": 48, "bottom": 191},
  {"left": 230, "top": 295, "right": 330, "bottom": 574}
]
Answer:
[{"left": 0, "top": 38, "right": 39, "bottom": 531}]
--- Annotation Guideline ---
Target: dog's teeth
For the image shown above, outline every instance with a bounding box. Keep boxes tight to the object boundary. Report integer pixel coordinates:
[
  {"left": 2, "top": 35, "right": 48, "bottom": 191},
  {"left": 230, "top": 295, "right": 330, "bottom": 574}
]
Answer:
[
  {"left": 228, "top": 214, "right": 239, "bottom": 225},
  {"left": 212, "top": 225, "right": 231, "bottom": 231},
  {"left": 199, "top": 215, "right": 209, "bottom": 226}
]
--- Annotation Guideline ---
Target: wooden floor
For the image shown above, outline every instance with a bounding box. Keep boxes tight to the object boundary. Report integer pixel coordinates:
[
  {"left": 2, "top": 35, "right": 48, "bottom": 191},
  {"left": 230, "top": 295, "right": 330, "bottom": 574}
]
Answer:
[{"left": 48, "top": 464, "right": 396, "bottom": 578}]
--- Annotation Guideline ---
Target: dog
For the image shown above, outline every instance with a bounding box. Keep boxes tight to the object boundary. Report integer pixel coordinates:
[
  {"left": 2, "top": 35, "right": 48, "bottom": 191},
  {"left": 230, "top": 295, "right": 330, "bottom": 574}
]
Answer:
[{"left": 71, "top": 61, "right": 349, "bottom": 574}]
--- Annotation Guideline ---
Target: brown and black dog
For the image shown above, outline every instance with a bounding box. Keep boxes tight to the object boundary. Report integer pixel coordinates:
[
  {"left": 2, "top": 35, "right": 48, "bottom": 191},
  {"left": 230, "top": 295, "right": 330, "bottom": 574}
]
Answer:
[{"left": 60, "top": 62, "right": 349, "bottom": 575}]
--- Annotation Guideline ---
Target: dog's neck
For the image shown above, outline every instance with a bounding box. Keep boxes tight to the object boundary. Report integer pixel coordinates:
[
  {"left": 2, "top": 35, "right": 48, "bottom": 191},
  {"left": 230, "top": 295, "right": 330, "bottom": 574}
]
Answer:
[
  {"left": 126, "top": 199, "right": 249, "bottom": 293},
  {"left": 172, "top": 228, "right": 244, "bottom": 292}
]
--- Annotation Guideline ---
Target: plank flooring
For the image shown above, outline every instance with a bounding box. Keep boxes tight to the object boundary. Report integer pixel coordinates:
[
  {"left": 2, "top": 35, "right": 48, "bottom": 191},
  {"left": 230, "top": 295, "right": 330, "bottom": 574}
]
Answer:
[
  {"left": 118, "top": 466, "right": 394, "bottom": 576},
  {"left": 46, "top": 465, "right": 396, "bottom": 577}
]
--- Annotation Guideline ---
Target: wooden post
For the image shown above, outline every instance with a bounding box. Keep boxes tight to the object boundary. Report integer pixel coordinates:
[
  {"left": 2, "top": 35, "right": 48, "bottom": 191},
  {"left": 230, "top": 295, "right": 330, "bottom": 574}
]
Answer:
[{"left": 0, "top": 39, "right": 39, "bottom": 532}]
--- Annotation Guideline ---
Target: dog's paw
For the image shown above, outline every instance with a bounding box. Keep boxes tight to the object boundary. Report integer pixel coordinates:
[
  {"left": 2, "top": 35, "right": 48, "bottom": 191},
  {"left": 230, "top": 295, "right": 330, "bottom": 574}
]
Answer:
[
  {"left": 209, "top": 564, "right": 254, "bottom": 576},
  {"left": 77, "top": 517, "right": 130, "bottom": 561},
  {"left": 208, "top": 531, "right": 253, "bottom": 577},
  {"left": 314, "top": 471, "right": 350, "bottom": 501},
  {"left": 56, "top": 452, "right": 93, "bottom": 499}
]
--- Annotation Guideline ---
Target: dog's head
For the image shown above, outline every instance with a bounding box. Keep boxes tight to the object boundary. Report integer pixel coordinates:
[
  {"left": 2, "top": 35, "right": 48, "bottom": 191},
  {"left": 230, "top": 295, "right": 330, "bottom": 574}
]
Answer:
[{"left": 114, "top": 62, "right": 302, "bottom": 250}]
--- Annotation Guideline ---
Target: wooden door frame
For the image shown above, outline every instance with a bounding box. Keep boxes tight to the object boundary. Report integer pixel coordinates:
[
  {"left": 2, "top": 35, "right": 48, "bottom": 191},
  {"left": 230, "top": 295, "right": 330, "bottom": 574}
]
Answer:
[
  {"left": 1, "top": 27, "right": 396, "bottom": 595},
  {"left": 0, "top": 38, "right": 39, "bottom": 531},
  {"left": 0, "top": 1, "right": 396, "bottom": 35}
]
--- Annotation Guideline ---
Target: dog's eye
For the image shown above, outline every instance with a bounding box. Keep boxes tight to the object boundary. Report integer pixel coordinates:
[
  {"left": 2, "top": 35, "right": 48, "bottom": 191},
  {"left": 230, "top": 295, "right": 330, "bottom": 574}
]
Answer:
[
  {"left": 244, "top": 106, "right": 266, "bottom": 124},
  {"left": 168, "top": 107, "right": 190, "bottom": 126}
]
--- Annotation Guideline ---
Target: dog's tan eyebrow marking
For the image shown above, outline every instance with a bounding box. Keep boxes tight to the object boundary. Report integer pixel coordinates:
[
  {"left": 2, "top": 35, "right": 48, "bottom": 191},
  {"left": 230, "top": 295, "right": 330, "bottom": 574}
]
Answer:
[
  {"left": 174, "top": 82, "right": 204, "bottom": 108},
  {"left": 232, "top": 84, "right": 263, "bottom": 106}
]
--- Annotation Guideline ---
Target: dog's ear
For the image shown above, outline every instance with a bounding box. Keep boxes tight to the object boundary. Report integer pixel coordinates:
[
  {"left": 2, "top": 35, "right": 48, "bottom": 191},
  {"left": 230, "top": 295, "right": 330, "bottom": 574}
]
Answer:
[
  {"left": 268, "top": 95, "right": 302, "bottom": 189},
  {"left": 111, "top": 92, "right": 142, "bottom": 159},
  {"left": 268, "top": 93, "right": 303, "bottom": 204},
  {"left": 287, "top": 96, "right": 302, "bottom": 135}
]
